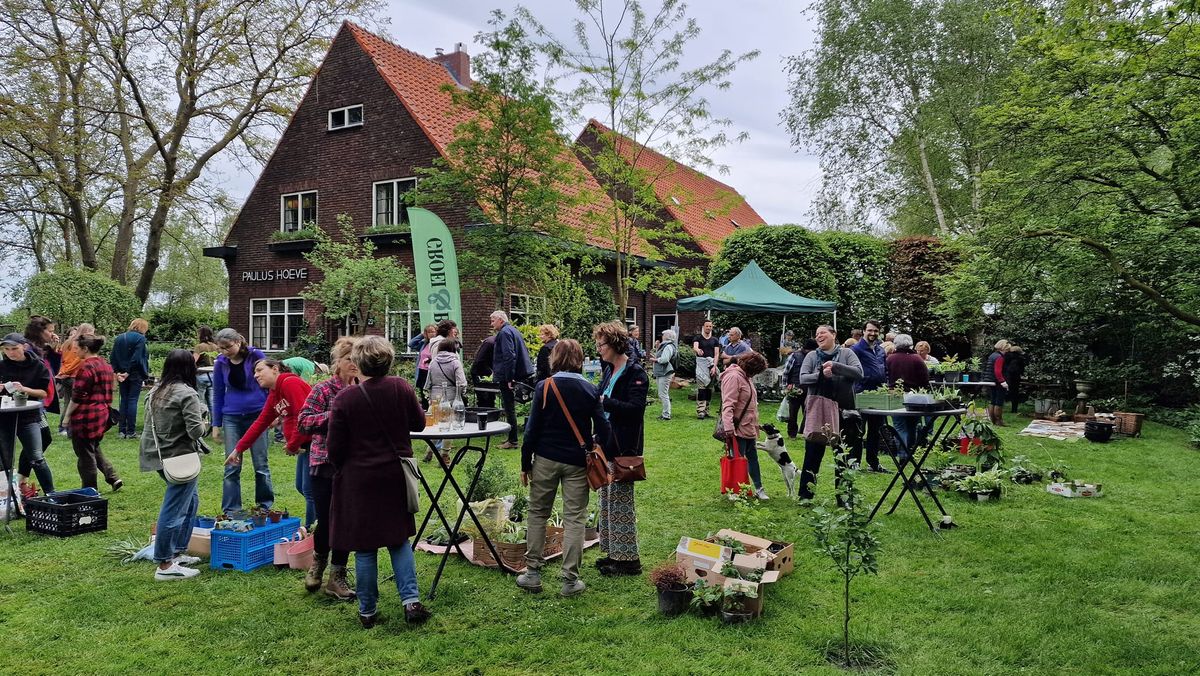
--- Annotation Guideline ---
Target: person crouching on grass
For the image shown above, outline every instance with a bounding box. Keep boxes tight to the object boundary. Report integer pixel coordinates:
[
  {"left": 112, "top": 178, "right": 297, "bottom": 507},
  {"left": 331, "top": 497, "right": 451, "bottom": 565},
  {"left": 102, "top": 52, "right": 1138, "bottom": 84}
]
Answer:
[{"left": 225, "top": 359, "right": 313, "bottom": 526}]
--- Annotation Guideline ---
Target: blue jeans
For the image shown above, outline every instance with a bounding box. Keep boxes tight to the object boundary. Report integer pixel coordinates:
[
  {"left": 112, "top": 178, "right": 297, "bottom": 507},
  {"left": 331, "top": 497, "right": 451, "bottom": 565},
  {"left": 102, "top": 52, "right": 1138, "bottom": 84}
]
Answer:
[
  {"left": 154, "top": 473, "right": 199, "bottom": 563},
  {"left": 221, "top": 412, "right": 272, "bottom": 513},
  {"left": 891, "top": 416, "right": 919, "bottom": 461},
  {"left": 294, "top": 450, "right": 315, "bottom": 528},
  {"left": 0, "top": 420, "right": 55, "bottom": 492},
  {"left": 196, "top": 373, "right": 213, "bottom": 419},
  {"left": 355, "top": 542, "right": 419, "bottom": 616},
  {"left": 735, "top": 436, "right": 762, "bottom": 490},
  {"left": 118, "top": 376, "right": 144, "bottom": 435}
]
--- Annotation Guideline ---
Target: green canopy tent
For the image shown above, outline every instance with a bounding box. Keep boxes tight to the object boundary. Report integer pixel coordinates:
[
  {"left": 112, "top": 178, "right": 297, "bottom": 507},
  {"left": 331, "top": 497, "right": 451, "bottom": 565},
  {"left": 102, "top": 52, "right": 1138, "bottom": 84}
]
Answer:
[{"left": 676, "top": 260, "right": 839, "bottom": 332}]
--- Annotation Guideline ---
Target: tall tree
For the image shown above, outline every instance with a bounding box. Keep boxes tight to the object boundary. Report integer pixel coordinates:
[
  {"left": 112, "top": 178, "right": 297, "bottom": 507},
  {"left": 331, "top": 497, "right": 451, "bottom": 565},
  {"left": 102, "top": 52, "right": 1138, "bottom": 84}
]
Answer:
[
  {"left": 784, "top": 0, "right": 1021, "bottom": 235},
  {"left": 0, "top": 0, "right": 381, "bottom": 303},
  {"left": 519, "top": 0, "right": 759, "bottom": 314},
  {"left": 416, "top": 11, "right": 587, "bottom": 306},
  {"left": 975, "top": 0, "right": 1200, "bottom": 328}
]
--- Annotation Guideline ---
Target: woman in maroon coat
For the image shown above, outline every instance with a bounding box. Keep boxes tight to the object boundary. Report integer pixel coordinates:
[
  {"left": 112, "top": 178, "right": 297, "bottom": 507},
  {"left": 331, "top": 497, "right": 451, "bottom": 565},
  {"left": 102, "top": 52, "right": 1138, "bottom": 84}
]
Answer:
[{"left": 326, "top": 336, "right": 430, "bottom": 628}]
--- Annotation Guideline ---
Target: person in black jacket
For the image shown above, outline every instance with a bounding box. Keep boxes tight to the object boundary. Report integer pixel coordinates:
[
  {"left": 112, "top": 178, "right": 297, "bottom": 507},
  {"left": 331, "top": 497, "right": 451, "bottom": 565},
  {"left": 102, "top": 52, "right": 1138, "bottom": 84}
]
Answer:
[
  {"left": 470, "top": 335, "right": 497, "bottom": 408},
  {"left": 534, "top": 324, "right": 560, "bottom": 383},
  {"left": 782, "top": 339, "right": 817, "bottom": 439},
  {"left": 592, "top": 321, "right": 649, "bottom": 577},
  {"left": 1004, "top": 345, "right": 1026, "bottom": 414},
  {"left": 518, "top": 339, "right": 610, "bottom": 598}
]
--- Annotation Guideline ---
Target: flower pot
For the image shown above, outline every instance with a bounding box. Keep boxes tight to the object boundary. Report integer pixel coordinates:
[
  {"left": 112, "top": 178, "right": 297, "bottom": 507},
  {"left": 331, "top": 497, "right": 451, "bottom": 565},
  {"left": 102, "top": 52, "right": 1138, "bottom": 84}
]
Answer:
[
  {"left": 250, "top": 515, "right": 267, "bottom": 527},
  {"left": 545, "top": 525, "right": 564, "bottom": 557},
  {"left": 695, "top": 600, "right": 720, "bottom": 617},
  {"left": 959, "top": 436, "right": 980, "bottom": 455},
  {"left": 268, "top": 511, "right": 283, "bottom": 523},
  {"left": 970, "top": 489, "right": 1000, "bottom": 502},
  {"left": 1073, "top": 379, "right": 1094, "bottom": 396},
  {"left": 584, "top": 526, "right": 598, "bottom": 541},
  {"left": 942, "top": 370, "right": 961, "bottom": 384},
  {"left": 1084, "top": 421, "right": 1114, "bottom": 443},
  {"left": 720, "top": 608, "right": 753, "bottom": 625},
  {"left": 195, "top": 517, "right": 216, "bottom": 529},
  {"left": 657, "top": 584, "right": 693, "bottom": 616}
]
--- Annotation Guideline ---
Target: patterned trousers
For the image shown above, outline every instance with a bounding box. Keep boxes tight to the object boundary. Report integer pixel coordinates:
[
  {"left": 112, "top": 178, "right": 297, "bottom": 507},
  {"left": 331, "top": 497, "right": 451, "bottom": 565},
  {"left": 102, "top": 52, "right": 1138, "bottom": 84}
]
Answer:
[{"left": 598, "top": 467, "right": 640, "bottom": 561}]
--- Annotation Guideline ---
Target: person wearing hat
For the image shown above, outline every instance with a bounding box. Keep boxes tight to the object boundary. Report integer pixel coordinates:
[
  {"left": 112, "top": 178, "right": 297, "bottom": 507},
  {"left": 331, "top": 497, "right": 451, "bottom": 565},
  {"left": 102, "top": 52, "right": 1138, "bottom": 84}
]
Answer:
[{"left": 1, "top": 333, "right": 56, "bottom": 496}]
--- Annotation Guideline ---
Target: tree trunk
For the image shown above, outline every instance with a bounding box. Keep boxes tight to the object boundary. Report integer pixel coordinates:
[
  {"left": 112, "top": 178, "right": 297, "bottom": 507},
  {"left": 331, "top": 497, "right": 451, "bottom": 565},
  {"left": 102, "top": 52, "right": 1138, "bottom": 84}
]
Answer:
[
  {"left": 916, "top": 134, "right": 947, "bottom": 234},
  {"left": 843, "top": 547, "right": 851, "bottom": 666},
  {"left": 134, "top": 174, "right": 178, "bottom": 303}
]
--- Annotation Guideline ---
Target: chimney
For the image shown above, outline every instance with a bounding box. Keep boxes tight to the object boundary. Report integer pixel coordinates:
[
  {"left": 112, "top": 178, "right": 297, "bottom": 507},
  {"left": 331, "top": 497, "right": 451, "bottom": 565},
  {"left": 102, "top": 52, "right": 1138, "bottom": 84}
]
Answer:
[{"left": 432, "top": 44, "right": 471, "bottom": 87}]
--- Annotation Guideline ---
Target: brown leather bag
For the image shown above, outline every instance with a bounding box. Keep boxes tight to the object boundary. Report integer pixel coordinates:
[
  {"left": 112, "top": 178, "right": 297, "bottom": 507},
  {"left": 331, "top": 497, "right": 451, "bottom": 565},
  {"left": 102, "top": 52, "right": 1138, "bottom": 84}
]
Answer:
[
  {"left": 611, "top": 455, "right": 646, "bottom": 483},
  {"left": 546, "top": 377, "right": 612, "bottom": 490}
]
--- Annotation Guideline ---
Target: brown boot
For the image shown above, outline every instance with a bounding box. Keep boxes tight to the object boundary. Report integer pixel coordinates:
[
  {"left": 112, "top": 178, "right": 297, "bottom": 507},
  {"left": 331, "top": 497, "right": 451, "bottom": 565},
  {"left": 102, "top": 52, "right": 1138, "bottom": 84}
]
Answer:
[
  {"left": 304, "top": 552, "right": 328, "bottom": 593},
  {"left": 993, "top": 406, "right": 1006, "bottom": 426},
  {"left": 422, "top": 447, "right": 434, "bottom": 462},
  {"left": 324, "top": 564, "right": 356, "bottom": 601}
]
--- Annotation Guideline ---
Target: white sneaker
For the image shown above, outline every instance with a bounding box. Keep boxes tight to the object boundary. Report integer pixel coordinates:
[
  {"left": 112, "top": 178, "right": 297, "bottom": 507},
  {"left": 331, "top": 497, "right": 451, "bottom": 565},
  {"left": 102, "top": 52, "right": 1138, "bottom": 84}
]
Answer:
[
  {"left": 755, "top": 487, "right": 770, "bottom": 501},
  {"left": 154, "top": 562, "right": 200, "bottom": 581},
  {"left": 173, "top": 554, "right": 201, "bottom": 565}
]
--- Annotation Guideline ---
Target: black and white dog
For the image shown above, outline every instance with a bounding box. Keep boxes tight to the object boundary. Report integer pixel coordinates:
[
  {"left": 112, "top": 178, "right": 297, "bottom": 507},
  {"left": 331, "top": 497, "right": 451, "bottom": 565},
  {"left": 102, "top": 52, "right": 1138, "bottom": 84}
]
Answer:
[{"left": 757, "top": 423, "right": 799, "bottom": 498}]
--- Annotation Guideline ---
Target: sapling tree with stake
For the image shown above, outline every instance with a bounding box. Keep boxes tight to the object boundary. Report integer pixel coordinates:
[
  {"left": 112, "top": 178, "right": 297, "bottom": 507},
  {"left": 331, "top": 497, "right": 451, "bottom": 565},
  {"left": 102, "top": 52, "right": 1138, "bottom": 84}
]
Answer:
[{"left": 807, "top": 429, "right": 880, "bottom": 668}]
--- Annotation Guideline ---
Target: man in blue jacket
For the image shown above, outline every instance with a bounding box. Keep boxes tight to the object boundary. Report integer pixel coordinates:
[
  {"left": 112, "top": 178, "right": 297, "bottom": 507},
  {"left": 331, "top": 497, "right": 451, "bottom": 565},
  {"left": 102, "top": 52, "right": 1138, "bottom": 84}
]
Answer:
[
  {"left": 849, "top": 321, "right": 889, "bottom": 473},
  {"left": 491, "top": 311, "right": 534, "bottom": 448},
  {"left": 110, "top": 318, "right": 151, "bottom": 439}
]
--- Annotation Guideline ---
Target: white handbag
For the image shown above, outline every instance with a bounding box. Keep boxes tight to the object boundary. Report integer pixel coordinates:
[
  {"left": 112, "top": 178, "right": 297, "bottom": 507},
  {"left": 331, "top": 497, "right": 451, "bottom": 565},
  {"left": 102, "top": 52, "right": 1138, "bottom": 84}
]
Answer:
[{"left": 148, "top": 390, "right": 202, "bottom": 484}]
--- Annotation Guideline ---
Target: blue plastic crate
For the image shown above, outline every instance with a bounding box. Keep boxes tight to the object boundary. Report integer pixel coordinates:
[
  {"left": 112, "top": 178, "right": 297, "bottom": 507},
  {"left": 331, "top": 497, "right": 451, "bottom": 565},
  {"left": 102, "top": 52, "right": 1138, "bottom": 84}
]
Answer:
[{"left": 211, "top": 517, "right": 301, "bottom": 571}]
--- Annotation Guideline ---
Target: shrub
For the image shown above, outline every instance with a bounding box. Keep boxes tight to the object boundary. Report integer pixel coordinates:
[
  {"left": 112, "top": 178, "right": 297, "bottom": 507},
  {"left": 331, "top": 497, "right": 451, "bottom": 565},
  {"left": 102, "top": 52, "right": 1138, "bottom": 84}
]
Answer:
[
  {"left": 146, "top": 307, "right": 229, "bottom": 343},
  {"left": 675, "top": 344, "right": 696, "bottom": 378},
  {"left": 21, "top": 266, "right": 142, "bottom": 337},
  {"left": 517, "top": 323, "right": 543, "bottom": 366}
]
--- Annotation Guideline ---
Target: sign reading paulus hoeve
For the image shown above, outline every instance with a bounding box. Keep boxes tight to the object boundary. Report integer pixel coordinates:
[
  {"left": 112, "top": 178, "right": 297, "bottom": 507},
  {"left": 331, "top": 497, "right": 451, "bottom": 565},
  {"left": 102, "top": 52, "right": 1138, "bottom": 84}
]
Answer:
[{"left": 409, "top": 207, "right": 463, "bottom": 333}]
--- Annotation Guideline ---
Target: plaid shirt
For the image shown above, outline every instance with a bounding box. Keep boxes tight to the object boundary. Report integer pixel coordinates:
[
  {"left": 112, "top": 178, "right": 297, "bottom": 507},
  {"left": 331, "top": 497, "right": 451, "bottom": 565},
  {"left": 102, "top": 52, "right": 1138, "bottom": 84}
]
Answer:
[
  {"left": 297, "top": 376, "right": 348, "bottom": 470},
  {"left": 69, "top": 357, "right": 114, "bottom": 440}
]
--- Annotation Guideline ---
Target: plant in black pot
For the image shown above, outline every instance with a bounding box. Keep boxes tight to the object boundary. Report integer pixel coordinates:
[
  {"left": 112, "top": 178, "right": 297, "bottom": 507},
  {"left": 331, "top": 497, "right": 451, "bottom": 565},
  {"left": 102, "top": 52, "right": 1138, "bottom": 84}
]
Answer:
[
  {"left": 1007, "top": 455, "right": 1044, "bottom": 484},
  {"left": 720, "top": 582, "right": 757, "bottom": 625},
  {"left": 648, "top": 562, "right": 693, "bottom": 617},
  {"left": 689, "top": 578, "right": 723, "bottom": 617}
]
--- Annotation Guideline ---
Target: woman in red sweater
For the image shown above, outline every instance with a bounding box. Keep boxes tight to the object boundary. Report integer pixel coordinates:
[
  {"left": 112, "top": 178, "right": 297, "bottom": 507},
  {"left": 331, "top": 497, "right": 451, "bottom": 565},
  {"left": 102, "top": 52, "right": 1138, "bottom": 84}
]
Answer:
[{"left": 226, "top": 359, "right": 313, "bottom": 519}]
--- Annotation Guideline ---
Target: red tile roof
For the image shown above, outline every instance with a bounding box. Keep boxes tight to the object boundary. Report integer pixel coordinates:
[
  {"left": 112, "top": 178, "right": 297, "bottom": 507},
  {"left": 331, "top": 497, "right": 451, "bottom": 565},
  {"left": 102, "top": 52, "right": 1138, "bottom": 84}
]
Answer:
[
  {"left": 344, "top": 23, "right": 621, "bottom": 251},
  {"left": 580, "top": 119, "right": 766, "bottom": 256}
]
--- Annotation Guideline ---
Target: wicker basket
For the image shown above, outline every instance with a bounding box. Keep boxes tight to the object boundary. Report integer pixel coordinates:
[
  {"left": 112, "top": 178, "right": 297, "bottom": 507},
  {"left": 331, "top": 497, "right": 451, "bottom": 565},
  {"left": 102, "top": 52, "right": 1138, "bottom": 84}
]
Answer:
[
  {"left": 472, "top": 537, "right": 526, "bottom": 570},
  {"left": 1113, "top": 411, "right": 1144, "bottom": 436},
  {"left": 544, "top": 525, "right": 564, "bottom": 557}
]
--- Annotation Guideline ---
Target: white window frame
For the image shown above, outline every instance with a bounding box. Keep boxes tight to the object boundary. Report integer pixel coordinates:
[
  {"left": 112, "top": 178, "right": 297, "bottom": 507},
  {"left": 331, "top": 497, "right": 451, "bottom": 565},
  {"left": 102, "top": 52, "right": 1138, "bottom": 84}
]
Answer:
[
  {"left": 250, "top": 297, "right": 305, "bottom": 352},
  {"left": 625, "top": 306, "right": 637, "bottom": 327},
  {"left": 328, "top": 104, "right": 364, "bottom": 131},
  {"left": 652, "top": 313, "right": 678, "bottom": 340},
  {"left": 386, "top": 297, "right": 421, "bottom": 354},
  {"left": 372, "top": 178, "right": 419, "bottom": 228},
  {"left": 280, "top": 191, "right": 317, "bottom": 233},
  {"left": 509, "top": 293, "right": 547, "bottom": 327}
]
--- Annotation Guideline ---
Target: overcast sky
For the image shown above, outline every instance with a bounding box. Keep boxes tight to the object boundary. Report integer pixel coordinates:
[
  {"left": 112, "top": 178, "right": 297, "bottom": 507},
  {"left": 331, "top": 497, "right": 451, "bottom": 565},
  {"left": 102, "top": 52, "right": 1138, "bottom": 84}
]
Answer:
[{"left": 217, "top": 0, "right": 822, "bottom": 225}]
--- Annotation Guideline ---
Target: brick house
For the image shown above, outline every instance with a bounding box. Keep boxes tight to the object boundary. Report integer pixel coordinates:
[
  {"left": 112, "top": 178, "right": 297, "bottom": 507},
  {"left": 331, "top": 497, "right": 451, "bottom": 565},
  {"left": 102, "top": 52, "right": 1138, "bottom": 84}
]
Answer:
[{"left": 208, "top": 22, "right": 767, "bottom": 355}]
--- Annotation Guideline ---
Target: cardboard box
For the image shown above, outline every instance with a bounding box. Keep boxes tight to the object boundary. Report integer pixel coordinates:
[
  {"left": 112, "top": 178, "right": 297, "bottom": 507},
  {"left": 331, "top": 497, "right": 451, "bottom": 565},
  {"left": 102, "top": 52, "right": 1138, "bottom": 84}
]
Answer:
[
  {"left": 713, "top": 529, "right": 795, "bottom": 577},
  {"left": 1047, "top": 482, "right": 1104, "bottom": 498},
  {"left": 675, "top": 537, "right": 731, "bottom": 583},
  {"left": 721, "top": 573, "right": 779, "bottom": 618},
  {"left": 187, "top": 532, "right": 211, "bottom": 557}
]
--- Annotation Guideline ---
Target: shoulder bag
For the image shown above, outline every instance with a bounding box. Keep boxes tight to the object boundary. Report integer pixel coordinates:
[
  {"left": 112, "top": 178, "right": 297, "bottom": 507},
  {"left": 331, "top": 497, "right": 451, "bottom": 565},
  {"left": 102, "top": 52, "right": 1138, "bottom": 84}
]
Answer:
[
  {"left": 359, "top": 383, "right": 421, "bottom": 514},
  {"left": 597, "top": 368, "right": 646, "bottom": 483},
  {"left": 545, "top": 377, "right": 612, "bottom": 490},
  {"left": 712, "top": 371, "right": 752, "bottom": 441},
  {"left": 148, "top": 390, "right": 202, "bottom": 485}
]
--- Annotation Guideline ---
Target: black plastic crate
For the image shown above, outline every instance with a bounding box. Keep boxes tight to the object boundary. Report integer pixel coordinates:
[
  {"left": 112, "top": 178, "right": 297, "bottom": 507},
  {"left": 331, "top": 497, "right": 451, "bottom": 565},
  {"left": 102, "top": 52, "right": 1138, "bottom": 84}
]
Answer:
[{"left": 25, "top": 492, "right": 109, "bottom": 537}]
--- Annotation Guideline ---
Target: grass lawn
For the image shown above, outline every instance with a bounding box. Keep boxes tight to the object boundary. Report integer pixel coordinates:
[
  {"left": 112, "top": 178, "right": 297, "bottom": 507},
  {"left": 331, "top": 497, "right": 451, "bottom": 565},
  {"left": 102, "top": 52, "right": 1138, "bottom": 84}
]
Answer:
[{"left": 2, "top": 390, "right": 1199, "bottom": 675}]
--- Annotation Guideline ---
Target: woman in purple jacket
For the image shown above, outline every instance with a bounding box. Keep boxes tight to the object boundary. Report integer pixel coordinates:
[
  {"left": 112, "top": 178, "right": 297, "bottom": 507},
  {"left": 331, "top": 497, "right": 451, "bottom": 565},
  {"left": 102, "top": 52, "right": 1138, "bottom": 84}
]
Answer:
[{"left": 210, "top": 328, "right": 271, "bottom": 514}]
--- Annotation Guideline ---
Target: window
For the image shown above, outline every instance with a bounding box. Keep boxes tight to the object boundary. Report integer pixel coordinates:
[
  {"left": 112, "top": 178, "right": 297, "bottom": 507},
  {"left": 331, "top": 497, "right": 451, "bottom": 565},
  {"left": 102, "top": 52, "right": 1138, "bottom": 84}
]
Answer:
[
  {"left": 730, "top": 218, "right": 741, "bottom": 228},
  {"left": 386, "top": 297, "right": 421, "bottom": 353},
  {"left": 281, "top": 191, "right": 317, "bottom": 232},
  {"left": 251, "top": 298, "right": 305, "bottom": 351},
  {"left": 670, "top": 196, "right": 681, "bottom": 205},
  {"left": 653, "top": 313, "right": 677, "bottom": 341},
  {"left": 328, "top": 104, "right": 364, "bottom": 130},
  {"left": 373, "top": 178, "right": 418, "bottom": 228},
  {"left": 625, "top": 306, "right": 637, "bottom": 327},
  {"left": 509, "top": 293, "right": 546, "bottom": 326}
]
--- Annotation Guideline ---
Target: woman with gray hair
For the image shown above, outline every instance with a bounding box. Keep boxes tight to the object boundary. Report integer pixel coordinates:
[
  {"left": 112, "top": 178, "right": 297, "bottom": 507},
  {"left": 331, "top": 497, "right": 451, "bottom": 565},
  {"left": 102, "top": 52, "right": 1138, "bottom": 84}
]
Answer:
[
  {"left": 652, "top": 329, "right": 677, "bottom": 420},
  {"left": 886, "top": 334, "right": 930, "bottom": 452}
]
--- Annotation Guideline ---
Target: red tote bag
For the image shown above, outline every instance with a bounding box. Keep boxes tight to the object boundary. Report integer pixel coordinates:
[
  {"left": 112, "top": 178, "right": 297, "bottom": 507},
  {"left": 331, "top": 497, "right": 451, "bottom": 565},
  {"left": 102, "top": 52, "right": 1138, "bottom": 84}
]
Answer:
[{"left": 720, "top": 440, "right": 750, "bottom": 495}]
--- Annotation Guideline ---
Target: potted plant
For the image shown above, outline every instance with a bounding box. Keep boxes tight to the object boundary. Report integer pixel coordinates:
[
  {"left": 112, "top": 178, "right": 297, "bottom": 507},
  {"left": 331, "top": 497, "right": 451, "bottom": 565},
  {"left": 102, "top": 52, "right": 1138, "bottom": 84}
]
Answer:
[
  {"left": 492, "top": 521, "right": 528, "bottom": 571},
  {"left": 960, "top": 406, "right": 1004, "bottom": 470},
  {"left": 954, "top": 469, "right": 1006, "bottom": 501},
  {"left": 648, "top": 562, "right": 693, "bottom": 616},
  {"left": 689, "top": 579, "right": 724, "bottom": 616},
  {"left": 584, "top": 509, "right": 599, "bottom": 541},
  {"left": 720, "top": 582, "right": 757, "bottom": 624},
  {"left": 1046, "top": 460, "right": 1071, "bottom": 483},
  {"left": 1007, "top": 455, "right": 1044, "bottom": 484},
  {"left": 935, "top": 355, "right": 963, "bottom": 383},
  {"left": 267, "top": 509, "right": 283, "bottom": 524},
  {"left": 544, "top": 508, "right": 564, "bottom": 557},
  {"left": 249, "top": 504, "right": 269, "bottom": 527},
  {"left": 360, "top": 223, "right": 411, "bottom": 246},
  {"left": 966, "top": 356, "right": 983, "bottom": 381},
  {"left": 267, "top": 225, "right": 320, "bottom": 252}
]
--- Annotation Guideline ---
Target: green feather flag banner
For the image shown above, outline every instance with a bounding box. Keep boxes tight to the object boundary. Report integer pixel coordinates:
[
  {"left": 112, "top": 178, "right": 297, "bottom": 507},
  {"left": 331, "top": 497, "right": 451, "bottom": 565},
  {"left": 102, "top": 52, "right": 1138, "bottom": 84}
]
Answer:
[{"left": 409, "top": 208, "right": 463, "bottom": 334}]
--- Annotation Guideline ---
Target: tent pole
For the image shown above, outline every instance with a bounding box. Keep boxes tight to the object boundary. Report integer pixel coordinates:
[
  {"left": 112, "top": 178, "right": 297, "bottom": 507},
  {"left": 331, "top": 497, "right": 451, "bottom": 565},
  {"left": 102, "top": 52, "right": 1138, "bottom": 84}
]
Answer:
[{"left": 833, "top": 310, "right": 838, "bottom": 334}]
